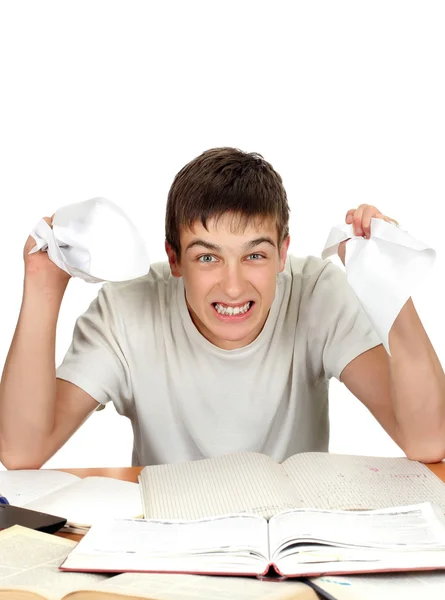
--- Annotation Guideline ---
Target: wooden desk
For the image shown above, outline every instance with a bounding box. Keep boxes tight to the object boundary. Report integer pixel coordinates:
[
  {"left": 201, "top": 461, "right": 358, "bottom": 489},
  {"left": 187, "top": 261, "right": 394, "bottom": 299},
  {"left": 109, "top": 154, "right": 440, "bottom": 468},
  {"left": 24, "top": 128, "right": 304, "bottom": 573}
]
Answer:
[{"left": 57, "top": 462, "right": 445, "bottom": 542}]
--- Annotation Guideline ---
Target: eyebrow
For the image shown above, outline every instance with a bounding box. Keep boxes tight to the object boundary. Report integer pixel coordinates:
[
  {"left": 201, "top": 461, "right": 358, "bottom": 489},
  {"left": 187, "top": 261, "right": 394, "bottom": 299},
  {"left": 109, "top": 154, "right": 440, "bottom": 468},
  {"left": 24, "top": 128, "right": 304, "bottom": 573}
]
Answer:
[{"left": 185, "top": 236, "right": 277, "bottom": 253}]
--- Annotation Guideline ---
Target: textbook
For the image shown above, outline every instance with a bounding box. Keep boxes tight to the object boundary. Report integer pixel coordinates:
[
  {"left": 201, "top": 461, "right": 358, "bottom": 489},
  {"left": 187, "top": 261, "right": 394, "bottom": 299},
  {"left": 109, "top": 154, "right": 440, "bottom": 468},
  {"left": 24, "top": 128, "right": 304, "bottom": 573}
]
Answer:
[
  {"left": 60, "top": 502, "right": 445, "bottom": 578},
  {"left": 0, "top": 525, "right": 318, "bottom": 600},
  {"left": 0, "top": 469, "right": 142, "bottom": 533}
]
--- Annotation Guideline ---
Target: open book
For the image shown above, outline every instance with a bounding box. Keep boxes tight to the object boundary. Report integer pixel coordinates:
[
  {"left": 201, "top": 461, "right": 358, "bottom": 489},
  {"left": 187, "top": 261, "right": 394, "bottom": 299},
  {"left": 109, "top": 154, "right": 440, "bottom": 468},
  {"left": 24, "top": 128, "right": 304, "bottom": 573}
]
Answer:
[
  {"left": 0, "top": 525, "right": 318, "bottom": 600},
  {"left": 138, "top": 451, "right": 445, "bottom": 520},
  {"left": 0, "top": 469, "right": 142, "bottom": 533},
  {"left": 60, "top": 502, "right": 445, "bottom": 578}
]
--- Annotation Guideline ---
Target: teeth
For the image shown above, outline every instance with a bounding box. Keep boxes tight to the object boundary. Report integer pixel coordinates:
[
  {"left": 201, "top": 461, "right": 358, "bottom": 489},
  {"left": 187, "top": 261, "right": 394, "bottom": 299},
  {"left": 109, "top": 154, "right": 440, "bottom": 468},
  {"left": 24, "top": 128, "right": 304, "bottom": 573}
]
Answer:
[{"left": 214, "top": 301, "right": 251, "bottom": 316}]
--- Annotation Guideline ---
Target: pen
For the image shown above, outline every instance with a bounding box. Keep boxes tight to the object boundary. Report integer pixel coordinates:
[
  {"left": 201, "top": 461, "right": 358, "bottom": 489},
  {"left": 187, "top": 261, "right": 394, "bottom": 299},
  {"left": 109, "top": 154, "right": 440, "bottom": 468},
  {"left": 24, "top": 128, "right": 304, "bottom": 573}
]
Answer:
[{"left": 0, "top": 494, "right": 9, "bottom": 505}]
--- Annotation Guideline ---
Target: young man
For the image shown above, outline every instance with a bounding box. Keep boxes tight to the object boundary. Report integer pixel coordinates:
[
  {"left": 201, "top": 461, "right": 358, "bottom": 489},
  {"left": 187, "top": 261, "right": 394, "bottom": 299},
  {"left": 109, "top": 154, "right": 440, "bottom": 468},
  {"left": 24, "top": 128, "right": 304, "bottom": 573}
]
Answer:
[{"left": 0, "top": 147, "right": 444, "bottom": 469}]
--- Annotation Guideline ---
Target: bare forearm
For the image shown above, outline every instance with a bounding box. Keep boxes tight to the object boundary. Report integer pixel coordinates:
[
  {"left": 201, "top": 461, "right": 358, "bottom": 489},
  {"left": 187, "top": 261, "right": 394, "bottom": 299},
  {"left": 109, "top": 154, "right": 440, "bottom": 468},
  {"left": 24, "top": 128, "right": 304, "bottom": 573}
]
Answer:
[
  {"left": 388, "top": 298, "right": 445, "bottom": 462},
  {"left": 0, "top": 276, "right": 67, "bottom": 466}
]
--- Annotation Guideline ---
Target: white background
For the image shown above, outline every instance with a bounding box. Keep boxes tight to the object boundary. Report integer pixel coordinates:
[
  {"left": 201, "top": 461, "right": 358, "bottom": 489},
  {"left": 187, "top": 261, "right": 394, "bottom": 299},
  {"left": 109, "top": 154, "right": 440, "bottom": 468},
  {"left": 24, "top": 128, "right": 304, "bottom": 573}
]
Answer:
[{"left": 0, "top": 1, "right": 443, "bottom": 469}]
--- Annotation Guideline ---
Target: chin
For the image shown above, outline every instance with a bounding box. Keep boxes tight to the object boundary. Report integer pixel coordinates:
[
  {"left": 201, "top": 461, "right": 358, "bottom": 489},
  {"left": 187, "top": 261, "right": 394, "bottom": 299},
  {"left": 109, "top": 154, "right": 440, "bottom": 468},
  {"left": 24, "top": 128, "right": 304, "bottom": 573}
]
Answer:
[{"left": 210, "top": 322, "right": 258, "bottom": 344}]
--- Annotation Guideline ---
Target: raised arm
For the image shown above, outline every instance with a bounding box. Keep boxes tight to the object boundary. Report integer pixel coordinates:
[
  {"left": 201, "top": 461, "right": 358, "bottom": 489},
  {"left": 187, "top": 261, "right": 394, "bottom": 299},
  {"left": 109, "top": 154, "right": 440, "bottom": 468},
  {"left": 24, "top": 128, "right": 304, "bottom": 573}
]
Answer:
[
  {"left": 339, "top": 205, "right": 445, "bottom": 462},
  {"left": 0, "top": 218, "right": 99, "bottom": 469}
]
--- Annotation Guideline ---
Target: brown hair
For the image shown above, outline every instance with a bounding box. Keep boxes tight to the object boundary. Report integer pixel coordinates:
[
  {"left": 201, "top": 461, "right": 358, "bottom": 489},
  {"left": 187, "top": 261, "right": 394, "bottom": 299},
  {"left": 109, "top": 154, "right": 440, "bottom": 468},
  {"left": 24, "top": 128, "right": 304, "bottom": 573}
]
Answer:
[{"left": 165, "top": 147, "right": 290, "bottom": 258}]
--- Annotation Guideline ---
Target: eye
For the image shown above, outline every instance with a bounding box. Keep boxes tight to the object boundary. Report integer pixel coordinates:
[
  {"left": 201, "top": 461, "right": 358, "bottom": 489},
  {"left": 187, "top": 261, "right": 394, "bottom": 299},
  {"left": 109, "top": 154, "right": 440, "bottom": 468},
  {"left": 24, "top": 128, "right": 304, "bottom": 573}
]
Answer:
[
  {"left": 198, "top": 254, "right": 216, "bottom": 263},
  {"left": 247, "top": 253, "right": 264, "bottom": 260}
]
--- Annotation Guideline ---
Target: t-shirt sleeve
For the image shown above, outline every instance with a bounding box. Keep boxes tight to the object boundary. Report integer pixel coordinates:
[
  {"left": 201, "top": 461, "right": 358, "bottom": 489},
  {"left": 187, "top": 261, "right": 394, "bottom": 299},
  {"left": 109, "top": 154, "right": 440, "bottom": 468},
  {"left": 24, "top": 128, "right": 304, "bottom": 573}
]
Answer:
[
  {"left": 309, "top": 260, "right": 382, "bottom": 381},
  {"left": 56, "top": 283, "right": 132, "bottom": 414}
]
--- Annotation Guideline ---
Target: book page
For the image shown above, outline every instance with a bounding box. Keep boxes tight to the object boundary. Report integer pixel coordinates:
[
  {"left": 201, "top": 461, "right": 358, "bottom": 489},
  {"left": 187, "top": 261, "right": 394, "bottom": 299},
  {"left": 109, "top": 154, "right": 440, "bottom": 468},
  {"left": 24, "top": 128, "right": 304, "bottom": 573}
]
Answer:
[
  {"left": 277, "top": 545, "right": 445, "bottom": 578},
  {"left": 23, "top": 477, "right": 142, "bottom": 528},
  {"left": 62, "top": 515, "right": 269, "bottom": 574},
  {"left": 139, "top": 452, "right": 297, "bottom": 520},
  {"left": 269, "top": 503, "right": 445, "bottom": 560},
  {"left": 72, "top": 572, "right": 318, "bottom": 600},
  {"left": 311, "top": 572, "right": 445, "bottom": 600},
  {"left": 0, "top": 525, "right": 108, "bottom": 600},
  {"left": 282, "top": 453, "right": 445, "bottom": 512},
  {"left": 0, "top": 470, "right": 80, "bottom": 507}
]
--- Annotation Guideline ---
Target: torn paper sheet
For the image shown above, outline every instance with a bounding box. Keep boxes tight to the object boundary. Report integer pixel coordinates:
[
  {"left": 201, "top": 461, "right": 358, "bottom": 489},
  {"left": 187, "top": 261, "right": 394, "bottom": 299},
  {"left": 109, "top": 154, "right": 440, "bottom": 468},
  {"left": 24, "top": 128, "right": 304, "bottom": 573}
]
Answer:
[
  {"left": 29, "top": 197, "right": 150, "bottom": 283},
  {"left": 322, "top": 218, "right": 436, "bottom": 355}
]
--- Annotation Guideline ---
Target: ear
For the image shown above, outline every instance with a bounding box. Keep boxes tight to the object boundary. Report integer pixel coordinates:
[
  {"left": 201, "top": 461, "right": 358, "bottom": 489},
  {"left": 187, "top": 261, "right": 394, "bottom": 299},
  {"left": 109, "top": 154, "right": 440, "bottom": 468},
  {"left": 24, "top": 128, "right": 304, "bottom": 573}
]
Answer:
[
  {"left": 165, "top": 241, "right": 182, "bottom": 278},
  {"left": 278, "top": 235, "right": 290, "bottom": 272}
]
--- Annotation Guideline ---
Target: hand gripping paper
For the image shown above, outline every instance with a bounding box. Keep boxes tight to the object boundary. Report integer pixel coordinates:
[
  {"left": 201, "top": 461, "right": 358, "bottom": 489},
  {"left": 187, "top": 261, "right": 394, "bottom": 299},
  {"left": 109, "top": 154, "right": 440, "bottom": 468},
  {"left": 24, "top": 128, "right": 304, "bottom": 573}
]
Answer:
[
  {"left": 322, "top": 218, "right": 436, "bottom": 355},
  {"left": 29, "top": 197, "right": 150, "bottom": 283}
]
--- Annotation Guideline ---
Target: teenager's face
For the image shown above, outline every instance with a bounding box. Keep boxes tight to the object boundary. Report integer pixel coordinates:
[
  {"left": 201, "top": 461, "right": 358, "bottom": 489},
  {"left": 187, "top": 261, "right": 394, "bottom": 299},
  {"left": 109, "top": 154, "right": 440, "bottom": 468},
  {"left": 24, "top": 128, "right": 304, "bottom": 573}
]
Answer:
[{"left": 166, "top": 214, "right": 290, "bottom": 350}]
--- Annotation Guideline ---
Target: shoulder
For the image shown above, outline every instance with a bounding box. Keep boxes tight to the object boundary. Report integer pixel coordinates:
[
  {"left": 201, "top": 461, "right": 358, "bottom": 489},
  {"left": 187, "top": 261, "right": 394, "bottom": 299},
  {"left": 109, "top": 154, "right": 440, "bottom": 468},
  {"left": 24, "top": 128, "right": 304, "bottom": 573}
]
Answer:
[
  {"left": 98, "top": 260, "right": 176, "bottom": 313},
  {"left": 284, "top": 254, "right": 358, "bottom": 327},
  {"left": 284, "top": 254, "right": 345, "bottom": 292},
  {"left": 106, "top": 260, "right": 172, "bottom": 292}
]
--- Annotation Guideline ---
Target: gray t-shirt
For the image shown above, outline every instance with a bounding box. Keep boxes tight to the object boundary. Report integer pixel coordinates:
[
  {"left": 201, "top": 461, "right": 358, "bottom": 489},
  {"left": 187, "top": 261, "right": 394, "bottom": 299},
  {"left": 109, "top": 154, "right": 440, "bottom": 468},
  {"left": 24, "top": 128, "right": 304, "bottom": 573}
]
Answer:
[{"left": 56, "top": 254, "right": 381, "bottom": 466}]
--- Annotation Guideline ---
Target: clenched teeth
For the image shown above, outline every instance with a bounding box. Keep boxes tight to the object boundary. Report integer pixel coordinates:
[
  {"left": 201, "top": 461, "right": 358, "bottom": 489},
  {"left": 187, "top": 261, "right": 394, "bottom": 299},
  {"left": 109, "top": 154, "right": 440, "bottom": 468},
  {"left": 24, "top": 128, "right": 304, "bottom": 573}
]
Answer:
[{"left": 214, "top": 301, "right": 252, "bottom": 316}]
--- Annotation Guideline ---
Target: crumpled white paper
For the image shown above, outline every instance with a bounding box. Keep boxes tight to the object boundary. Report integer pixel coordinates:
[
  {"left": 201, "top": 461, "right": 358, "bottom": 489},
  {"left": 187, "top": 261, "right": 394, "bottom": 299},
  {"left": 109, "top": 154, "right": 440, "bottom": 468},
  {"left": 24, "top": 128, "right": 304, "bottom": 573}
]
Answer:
[
  {"left": 29, "top": 197, "right": 150, "bottom": 283},
  {"left": 322, "top": 217, "right": 436, "bottom": 355}
]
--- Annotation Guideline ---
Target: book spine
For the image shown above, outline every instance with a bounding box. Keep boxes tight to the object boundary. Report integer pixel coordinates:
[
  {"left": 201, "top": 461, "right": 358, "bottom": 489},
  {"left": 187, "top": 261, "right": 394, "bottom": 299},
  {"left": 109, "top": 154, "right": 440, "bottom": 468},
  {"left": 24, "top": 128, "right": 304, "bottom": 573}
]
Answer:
[{"left": 256, "top": 563, "right": 288, "bottom": 580}]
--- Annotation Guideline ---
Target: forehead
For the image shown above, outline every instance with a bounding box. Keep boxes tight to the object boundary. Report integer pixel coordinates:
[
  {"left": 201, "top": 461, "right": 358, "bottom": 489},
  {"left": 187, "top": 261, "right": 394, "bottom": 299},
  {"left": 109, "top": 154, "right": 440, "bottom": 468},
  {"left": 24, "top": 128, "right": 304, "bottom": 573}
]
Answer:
[{"left": 180, "top": 213, "right": 279, "bottom": 245}]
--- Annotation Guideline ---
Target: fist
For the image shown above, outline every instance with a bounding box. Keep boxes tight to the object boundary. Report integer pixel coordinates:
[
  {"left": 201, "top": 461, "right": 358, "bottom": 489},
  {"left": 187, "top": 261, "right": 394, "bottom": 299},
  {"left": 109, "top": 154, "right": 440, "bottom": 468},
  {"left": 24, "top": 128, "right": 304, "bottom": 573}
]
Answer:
[
  {"left": 345, "top": 204, "right": 398, "bottom": 239},
  {"left": 24, "top": 215, "right": 71, "bottom": 285},
  {"left": 338, "top": 204, "right": 399, "bottom": 265}
]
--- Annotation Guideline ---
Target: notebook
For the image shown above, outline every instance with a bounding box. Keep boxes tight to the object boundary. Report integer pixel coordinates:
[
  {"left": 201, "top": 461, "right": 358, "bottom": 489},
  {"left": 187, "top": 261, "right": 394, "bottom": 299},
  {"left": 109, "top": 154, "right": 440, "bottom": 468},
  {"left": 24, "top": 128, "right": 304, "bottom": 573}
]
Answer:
[
  {"left": 0, "top": 469, "right": 142, "bottom": 533},
  {"left": 138, "top": 451, "right": 445, "bottom": 520}
]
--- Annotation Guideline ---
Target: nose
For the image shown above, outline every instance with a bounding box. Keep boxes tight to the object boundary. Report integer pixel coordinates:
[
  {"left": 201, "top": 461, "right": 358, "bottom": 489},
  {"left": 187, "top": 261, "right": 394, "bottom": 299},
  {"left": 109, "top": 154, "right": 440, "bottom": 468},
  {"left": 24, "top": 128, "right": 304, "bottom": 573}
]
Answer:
[{"left": 219, "top": 263, "right": 245, "bottom": 300}]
